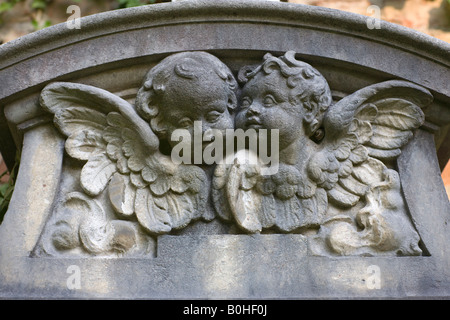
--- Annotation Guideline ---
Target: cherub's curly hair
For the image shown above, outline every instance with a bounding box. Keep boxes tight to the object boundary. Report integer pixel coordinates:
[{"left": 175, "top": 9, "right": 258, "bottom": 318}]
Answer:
[
  {"left": 136, "top": 51, "right": 237, "bottom": 139},
  {"left": 238, "top": 51, "right": 332, "bottom": 139}
]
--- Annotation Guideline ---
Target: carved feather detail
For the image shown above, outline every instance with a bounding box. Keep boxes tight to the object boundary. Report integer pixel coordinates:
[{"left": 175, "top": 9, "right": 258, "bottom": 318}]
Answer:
[
  {"left": 310, "top": 80, "right": 431, "bottom": 208},
  {"left": 40, "top": 82, "right": 209, "bottom": 237}
]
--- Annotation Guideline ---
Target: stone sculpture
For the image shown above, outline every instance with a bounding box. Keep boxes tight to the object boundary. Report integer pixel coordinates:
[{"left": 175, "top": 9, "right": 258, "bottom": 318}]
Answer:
[
  {"left": 34, "top": 50, "right": 431, "bottom": 258},
  {"left": 35, "top": 51, "right": 237, "bottom": 257},
  {"left": 214, "top": 51, "right": 431, "bottom": 256},
  {"left": 1, "top": 0, "right": 449, "bottom": 299}
]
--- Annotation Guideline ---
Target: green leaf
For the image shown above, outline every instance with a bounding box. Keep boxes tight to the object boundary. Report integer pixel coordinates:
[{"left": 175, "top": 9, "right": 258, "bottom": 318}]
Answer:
[
  {"left": 117, "top": 0, "right": 146, "bottom": 8},
  {"left": 31, "top": 19, "right": 39, "bottom": 29},
  {"left": 126, "top": 0, "right": 143, "bottom": 8},
  {"left": 0, "top": 149, "right": 20, "bottom": 224},
  {"left": 0, "top": 2, "right": 13, "bottom": 14},
  {"left": 0, "top": 183, "right": 8, "bottom": 197},
  {"left": 31, "top": 0, "right": 47, "bottom": 10}
]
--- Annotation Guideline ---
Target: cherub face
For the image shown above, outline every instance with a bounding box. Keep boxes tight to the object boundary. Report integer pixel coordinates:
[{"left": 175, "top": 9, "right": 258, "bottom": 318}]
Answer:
[
  {"left": 161, "top": 72, "right": 234, "bottom": 149},
  {"left": 236, "top": 70, "right": 304, "bottom": 150}
]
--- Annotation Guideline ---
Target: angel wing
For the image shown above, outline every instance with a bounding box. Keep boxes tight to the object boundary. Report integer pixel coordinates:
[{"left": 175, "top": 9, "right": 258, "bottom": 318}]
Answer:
[
  {"left": 41, "top": 82, "right": 209, "bottom": 236},
  {"left": 307, "top": 80, "right": 432, "bottom": 209},
  {"left": 304, "top": 80, "right": 432, "bottom": 255},
  {"left": 212, "top": 149, "right": 328, "bottom": 233}
]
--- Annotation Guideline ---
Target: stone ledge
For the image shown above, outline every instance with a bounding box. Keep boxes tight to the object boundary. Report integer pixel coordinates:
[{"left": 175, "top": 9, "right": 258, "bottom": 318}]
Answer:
[{"left": 0, "top": 234, "right": 448, "bottom": 299}]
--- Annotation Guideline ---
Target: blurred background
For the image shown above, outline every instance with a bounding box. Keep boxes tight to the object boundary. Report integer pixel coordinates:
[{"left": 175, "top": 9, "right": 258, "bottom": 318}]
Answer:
[{"left": 0, "top": 0, "right": 449, "bottom": 202}]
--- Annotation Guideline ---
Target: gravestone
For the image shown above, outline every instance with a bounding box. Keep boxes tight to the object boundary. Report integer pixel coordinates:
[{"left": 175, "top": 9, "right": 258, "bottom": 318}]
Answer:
[{"left": 0, "top": 0, "right": 449, "bottom": 299}]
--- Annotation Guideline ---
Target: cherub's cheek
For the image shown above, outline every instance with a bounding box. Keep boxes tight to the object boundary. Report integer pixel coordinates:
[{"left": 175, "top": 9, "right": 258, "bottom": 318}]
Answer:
[
  {"left": 256, "top": 110, "right": 274, "bottom": 126},
  {"left": 218, "top": 115, "right": 234, "bottom": 130}
]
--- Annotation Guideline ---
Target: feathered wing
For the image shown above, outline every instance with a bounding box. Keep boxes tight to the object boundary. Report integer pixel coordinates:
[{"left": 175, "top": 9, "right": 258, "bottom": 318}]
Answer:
[
  {"left": 308, "top": 80, "right": 431, "bottom": 208},
  {"left": 307, "top": 80, "right": 432, "bottom": 255},
  {"left": 41, "top": 82, "right": 209, "bottom": 238},
  {"left": 212, "top": 150, "right": 327, "bottom": 233},
  {"left": 212, "top": 150, "right": 273, "bottom": 233}
]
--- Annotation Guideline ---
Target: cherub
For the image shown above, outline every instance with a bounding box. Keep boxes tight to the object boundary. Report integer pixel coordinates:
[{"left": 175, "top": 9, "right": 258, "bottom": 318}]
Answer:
[
  {"left": 37, "top": 51, "right": 237, "bottom": 256},
  {"left": 135, "top": 51, "right": 237, "bottom": 158},
  {"left": 213, "top": 51, "right": 432, "bottom": 256}
]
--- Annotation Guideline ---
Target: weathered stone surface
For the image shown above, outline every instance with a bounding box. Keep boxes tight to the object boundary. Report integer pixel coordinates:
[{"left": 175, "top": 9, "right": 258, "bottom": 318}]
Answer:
[{"left": 0, "top": 0, "right": 449, "bottom": 299}]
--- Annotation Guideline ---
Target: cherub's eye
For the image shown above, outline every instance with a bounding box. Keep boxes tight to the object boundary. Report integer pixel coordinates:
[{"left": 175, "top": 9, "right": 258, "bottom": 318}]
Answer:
[
  {"left": 241, "top": 97, "right": 252, "bottom": 109},
  {"left": 178, "top": 117, "right": 193, "bottom": 128},
  {"left": 206, "top": 110, "right": 222, "bottom": 123},
  {"left": 263, "top": 95, "right": 277, "bottom": 107}
]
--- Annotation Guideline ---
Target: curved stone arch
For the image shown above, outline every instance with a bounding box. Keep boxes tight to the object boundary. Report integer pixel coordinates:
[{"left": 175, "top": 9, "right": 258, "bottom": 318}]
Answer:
[{"left": 1, "top": 1, "right": 449, "bottom": 164}]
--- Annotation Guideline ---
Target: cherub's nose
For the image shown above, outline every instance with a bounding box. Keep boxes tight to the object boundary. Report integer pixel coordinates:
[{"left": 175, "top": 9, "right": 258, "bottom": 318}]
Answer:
[{"left": 247, "top": 102, "right": 261, "bottom": 115}]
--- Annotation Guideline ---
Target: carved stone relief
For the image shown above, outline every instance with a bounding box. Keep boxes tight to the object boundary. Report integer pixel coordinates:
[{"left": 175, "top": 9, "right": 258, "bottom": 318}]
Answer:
[{"left": 33, "top": 51, "right": 432, "bottom": 258}]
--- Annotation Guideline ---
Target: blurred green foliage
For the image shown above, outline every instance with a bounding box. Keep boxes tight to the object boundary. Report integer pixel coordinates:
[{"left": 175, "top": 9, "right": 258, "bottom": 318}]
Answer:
[
  {"left": 117, "top": 0, "right": 157, "bottom": 8},
  {"left": 0, "top": 151, "right": 20, "bottom": 224},
  {"left": 0, "top": 0, "right": 161, "bottom": 29},
  {"left": 0, "top": 0, "right": 52, "bottom": 27}
]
